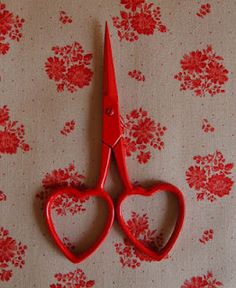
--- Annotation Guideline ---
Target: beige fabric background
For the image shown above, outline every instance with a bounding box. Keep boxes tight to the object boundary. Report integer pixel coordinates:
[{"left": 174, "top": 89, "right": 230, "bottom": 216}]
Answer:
[{"left": 0, "top": 0, "right": 236, "bottom": 287}]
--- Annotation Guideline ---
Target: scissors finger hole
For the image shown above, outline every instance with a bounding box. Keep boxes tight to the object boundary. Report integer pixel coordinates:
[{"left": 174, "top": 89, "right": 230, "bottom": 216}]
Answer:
[
  {"left": 120, "top": 191, "right": 180, "bottom": 255},
  {"left": 50, "top": 193, "right": 110, "bottom": 254}
]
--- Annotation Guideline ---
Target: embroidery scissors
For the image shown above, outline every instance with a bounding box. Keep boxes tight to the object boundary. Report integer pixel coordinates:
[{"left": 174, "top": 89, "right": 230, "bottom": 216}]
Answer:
[{"left": 45, "top": 23, "right": 185, "bottom": 264}]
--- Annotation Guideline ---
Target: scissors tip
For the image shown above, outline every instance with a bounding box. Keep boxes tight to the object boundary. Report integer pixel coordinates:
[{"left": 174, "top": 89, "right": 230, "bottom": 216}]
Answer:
[
  {"left": 105, "top": 22, "right": 110, "bottom": 43},
  {"left": 103, "top": 20, "right": 118, "bottom": 105}
]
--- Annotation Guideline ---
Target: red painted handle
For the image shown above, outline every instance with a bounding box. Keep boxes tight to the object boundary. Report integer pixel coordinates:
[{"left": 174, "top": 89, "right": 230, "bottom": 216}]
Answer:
[
  {"left": 45, "top": 187, "right": 114, "bottom": 263},
  {"left": 116, "top": 182, "right": 185, "bottom": 261}
]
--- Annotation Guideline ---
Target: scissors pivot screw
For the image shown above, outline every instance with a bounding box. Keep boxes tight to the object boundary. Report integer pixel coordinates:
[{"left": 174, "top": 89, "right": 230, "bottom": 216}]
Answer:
[{"left": 105, "top": 107, "right": 114, "bottom": 116}]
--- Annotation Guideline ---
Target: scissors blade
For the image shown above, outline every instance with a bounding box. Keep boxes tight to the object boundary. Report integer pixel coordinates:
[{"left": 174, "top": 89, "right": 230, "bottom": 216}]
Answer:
[{"left": 102, "top": 22, "right": 122, "bottom": 148}]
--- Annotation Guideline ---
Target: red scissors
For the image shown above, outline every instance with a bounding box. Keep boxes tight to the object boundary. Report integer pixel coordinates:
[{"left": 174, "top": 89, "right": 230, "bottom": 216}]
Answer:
[{"left": 45, "top": 23, "right": 185, "bottom": 264}]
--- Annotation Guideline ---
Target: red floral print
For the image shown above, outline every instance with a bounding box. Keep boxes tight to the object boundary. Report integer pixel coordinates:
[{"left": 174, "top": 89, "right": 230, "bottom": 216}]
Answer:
[
  {"left": 60, "top": 120, "right": 76, "bottom": 136},
  {"left": 49, "top": 268, "right": 95, "bottom": 288},
  {"left": 0, "top": 191, "right": 6, "bottom": 201},
  {"left": 114, "top": 212, "right": 166, "bottom": 269},
  {"left": 202, "top": 119, "right": 215, "bottom": 133},
  {"left": 112, "top": 0, "right": 167, "bottom": 42},
  {"left": 121, "top": 0, "right": 145, "bottom": 12},
  {"left": 206, "top": 174, "right": 233, "bottom": 198},
  {"left": 186, "top": 150, "right": 234, "bottom": 202},
  {"left": 62, "top": 236, "right": 75, "bottom": 250},
  {"left": 0, "top": 105, "right": 30, "bottom": 155},
  {"left": 0, "top": 227, "right": 27, "bottom": 282},
  {"left": 121, "top": 108, "right": 166, "bottom": 164},
  {"left": 128, "top": 70, "right": 145, "bottom": 81},
  {"left": 36, "top": 163, "right": 88, "bottom": 216},
  {"left": 199, "top": 229, "right": 214, "bottom": 244},
  {"left": 0, "top": 105, "right": 9, "bottom": 126},
  {"left": 181, "top": 271, "right": 223, "bottom": 288},
  {"left": 0, "top": 2, "right": 25, "bottom": 55},
  {"left": 45, "top": 42, "right": 93, "bottom": 93},
  {"left": 196, "top": 3, "right": 211, "bottom": 18},
  {"left": 59, "top": 11, "right": 72, "bottom": 25},
  {"left": 174, "top": 45, "right": 228, "bottom": 97},
  {"left": 137, "top": 151, "right": 151, "bottom": 164},
  {"left": 45, "top": 57, "right": 66, "bottom": 81}
]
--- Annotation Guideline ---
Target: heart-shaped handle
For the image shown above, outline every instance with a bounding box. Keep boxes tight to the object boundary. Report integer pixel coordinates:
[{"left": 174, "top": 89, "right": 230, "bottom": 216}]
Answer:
[
  {"left": 45, "top": 187, "right": 114, "bottom": 263},
  {"left": 116, "top": 182, "right": 185, "bottom": 261}
]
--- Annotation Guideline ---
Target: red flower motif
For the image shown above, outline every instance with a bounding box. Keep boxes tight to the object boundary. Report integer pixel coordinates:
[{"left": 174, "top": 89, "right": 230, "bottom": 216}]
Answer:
[
  {"left": 0, "top": 105, "right": 9, "bottom": 126},
  {"left": 0, "top": 191, "right": 6, "bottom": 201},
  {"left": 66, "top": 65, "right": 93, "bottom": 88},
  {"left": 36, "top": 163, "right": 87, "bottom": 216},
  {"left": 206, "top": 62, "right": 228, "bottom": 84},
  {"left": 181, "top": 51, "right": 207, "bottom": 74},
  {"left": 60, "top": 120, "right": 76, "bottom": 136},
  {"left": 206, "top": 174, "right": 233, "bottom": 198},
  {"left": 0, "top": 40, "right": 9, "bottom": 54},
  {"left": 131, "top": 11, "right": 156, "bottom": 35},
  {"left": 121, "top": 108, "right": 166, "bottom": 164},
  {"left": 0, "top": 3, "right": 25, "bottom": 56},
  {"left": 0, "top": 10, "right": 13, "bottom": 35},
  {"left": 59, "top": 11, "right": 72, "bottom": 25},
  {"left": 132, "top": 118, "right": 155, "bottom": 144},
  {"left": 45, "top": 57, "right": 66, "bottom": 81},
  {"left": 45, "top": 42, "right": 93, "bottom": 93},
  {"left": 0, "top": 131, "right": 19, "bottom": 154},
  {"left": 175, "top": 45, "right": 229, "bottom": 97},
  {"left": 196, "top": 3, "right": 211, "bottom": 18},
  {"left": 202, "top": 119, "right": 215, "bottom": 133},
  {"left": 112, "top": 0, "right": 167, "bottom": 42},
  {"left": 0, "top": 105, "right": 30, "bottom": 155},
  {"left": 128, "top": 70, "right": 145, "bottom": 81},
  {"left": 114, "top": 212, "right": 166, "bottom": 269},
  {"left": 186, "top": 151, "right": 234, "bottom": 202},
  {"left": 181, "top": 271, "right": 223, "bottom": 288},
  {"left": 199, "top": 229, "right": 214, "bottom": 244},
  {"left": 0, "top": 237, "right": 16, "bottom": 262},
  {"left": 49, "top": 268, "right": 95, "bottom": 288},
  {"left": 123, "top": 137, "right": 136, "bottom": 156},
  {"left": 137, "top": 151, "right": 151, "bottom": 164},
  {"left": 0, "top": 227, "right": 27, "bottom": 282},
  {"left": 121, "top": 0, "right": 145, "bottom": 11},
  {"left": 127, "top": 212, "right": 148, "bottom": 238},
  {"left": 62, "top": 237, "right": 75, "bottom": 251},
  {"left": 186, "top": 166, "right": 206, "bottom": 191},
  {"left": 0, "top": 270, "right": 12, "bottom": 281}
]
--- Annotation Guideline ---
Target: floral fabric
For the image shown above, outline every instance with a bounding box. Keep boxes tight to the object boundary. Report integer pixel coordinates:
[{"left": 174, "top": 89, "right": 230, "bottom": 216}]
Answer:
[{"left": 0, "top": 0, "right": 236, "bottom": 287}]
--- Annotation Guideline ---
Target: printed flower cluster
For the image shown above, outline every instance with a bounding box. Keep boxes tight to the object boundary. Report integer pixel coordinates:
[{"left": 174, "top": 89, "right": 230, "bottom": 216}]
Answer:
[
  {"left": 0, "top": 227, "right": 27, "bottom": 282},
  {"left": 112, "top": 0, "right": 167, "bottom": 42},
  {"left": 36, "top": 163, "right": 88, "bottom": 216},
  {"left": 60, "top": 120, "right": 76, "bottom": 136},
  {"left": 0, "top": 191, "right": 6, "bottom": 201},
  {"left": 202, "top": 119, "right": 215, "bottom": 133},
  {"left": 114, "top": 212, "right": 165, "bottom": 269},
  {"left": 174, "top": 45, "right": 228, "bottom": 97},
  {"left": 186, "top": 150, "right": 234, "bottom": 202},
  {"left": 59, "top": 11, "right": 72, "bottom": 25},
  {"left": 121, "top": 108, "right": 166, "bottom": 164},
  {"left": 50, "top": 268, "right": 95, "bottom": 288},
  {"left": 181, "top": 271, "right": 223, "bottom": 288},
  {"left": 0, "top": 2, "right": 25, "bottom": 55},
  {"left": 199, "top": 229, "right": 214, "bottom": 244},
  {"left": 0, "top": 105, "right": 30, "bottom": 155},
  {"left": 45, "top": 42, "right": 93, "bottom": 93},
  {"left": 128, "top": 69, "right": 145, "bottom": 81},
  {"left": 196, "top": 3, "right": 211, "bottom": 18}
]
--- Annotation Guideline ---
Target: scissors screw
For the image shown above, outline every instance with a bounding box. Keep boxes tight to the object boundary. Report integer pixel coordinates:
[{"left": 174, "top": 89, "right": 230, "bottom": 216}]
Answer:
[{"left": 105, "top": 107, "right": 114, "bottom": 116}]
